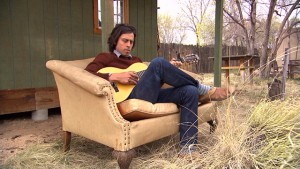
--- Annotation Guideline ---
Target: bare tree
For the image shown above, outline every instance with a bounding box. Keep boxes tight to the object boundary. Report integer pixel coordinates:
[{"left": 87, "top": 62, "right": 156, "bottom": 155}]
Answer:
[
  {"left": 260, "top": 0, "right": 300, "bottom": 78},
  {"left": 223, "top": 0, "right": 257, "bottom": 55},
  {"left": 196, "top": 16, "right": 215, "bottom": 45},
  {"left": 158, "top": 14, "right": 177, "bottom": 44},
  {"left": 178, "top": 0, "right": 211, "bottom": 47},
  {"left": 255, "top": 17, "right": 281, "bottom": 50},
  {"left": 260, "top": 0, "right": 277, "bottom": 78},
  {"left": 158, "top": 14, "right": 188, "bottom": 44},
  {"left": 224, "top": 0, "right": 300, "bottom": 78},
  {"left": 174, "top": 16, "right": 189, "bottom": 45}
]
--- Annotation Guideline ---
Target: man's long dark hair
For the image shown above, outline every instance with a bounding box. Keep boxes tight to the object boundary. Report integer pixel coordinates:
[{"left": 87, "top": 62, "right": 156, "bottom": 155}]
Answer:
[{"left": 107, "top": 24, "right": 137, "bottom": 52}]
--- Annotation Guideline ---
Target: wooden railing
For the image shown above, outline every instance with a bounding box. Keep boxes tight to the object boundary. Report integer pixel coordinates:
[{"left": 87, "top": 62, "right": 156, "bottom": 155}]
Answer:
[{"left": 288, "top": 60, "right": 300, "bottom": 79}]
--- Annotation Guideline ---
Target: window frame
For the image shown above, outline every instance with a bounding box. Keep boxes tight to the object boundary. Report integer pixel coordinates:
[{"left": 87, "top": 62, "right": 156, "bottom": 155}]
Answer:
[{"left": 93, "top": 0, "right": 129, "bottom": 34}]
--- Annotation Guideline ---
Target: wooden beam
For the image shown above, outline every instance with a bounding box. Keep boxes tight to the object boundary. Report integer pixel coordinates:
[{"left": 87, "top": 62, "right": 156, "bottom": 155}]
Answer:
[
  {"left": 35, "top": 87, "right": 59, "bottom": 110},
  {"left": 0, "top": 88, "right": 35, "bottom": 114},
  {"left": 0, "top": 87, "right": 59, "bottom": 115}
]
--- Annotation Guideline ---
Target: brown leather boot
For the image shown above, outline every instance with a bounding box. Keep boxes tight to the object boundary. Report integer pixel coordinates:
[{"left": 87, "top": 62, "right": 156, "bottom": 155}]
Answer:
[{"left": 199, "top": 86, "right": 235, "bottom": 104}]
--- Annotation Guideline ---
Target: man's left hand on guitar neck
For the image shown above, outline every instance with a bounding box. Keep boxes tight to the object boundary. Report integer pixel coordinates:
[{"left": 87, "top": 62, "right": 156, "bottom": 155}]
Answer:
[{"left": 170, "top": 58, "right": 182, "bottom": 68}]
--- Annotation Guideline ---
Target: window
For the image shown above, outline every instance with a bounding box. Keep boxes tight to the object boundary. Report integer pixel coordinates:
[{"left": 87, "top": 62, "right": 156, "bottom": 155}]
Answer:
[
  {"left": 93, "top": 0, "right": 102, "bottom": 34},
  {"left": 94, "top": 0, "right": 129, "bottom": 34}
]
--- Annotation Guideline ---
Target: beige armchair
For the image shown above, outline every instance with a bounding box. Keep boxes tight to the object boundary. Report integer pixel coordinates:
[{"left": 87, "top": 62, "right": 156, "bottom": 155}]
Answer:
[{"left": 46, "top": 58, "right": 218, "bottom": 169}]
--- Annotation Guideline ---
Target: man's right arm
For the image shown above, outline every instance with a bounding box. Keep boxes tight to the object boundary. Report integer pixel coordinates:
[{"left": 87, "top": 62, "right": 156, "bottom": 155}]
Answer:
[
  {"left": 85, "top": 53, "right": 111, "bottom": 80},
  {"left": 85, "top": 53, "right": 139, "bottom": 84},
  {"left": 108, "top": 72, "right": 139, "bottom": 85}
]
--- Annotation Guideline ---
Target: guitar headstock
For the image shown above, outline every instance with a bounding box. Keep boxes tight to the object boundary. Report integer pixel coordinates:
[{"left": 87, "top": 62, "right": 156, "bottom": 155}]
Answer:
[{"left": 177, "top": 53, "right": 200, "bottom": 63}]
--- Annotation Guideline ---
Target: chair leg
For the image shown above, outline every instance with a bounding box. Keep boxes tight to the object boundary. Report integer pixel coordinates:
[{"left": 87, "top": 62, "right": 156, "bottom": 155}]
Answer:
[
  {"left": 63, "top": 131, "right": 71, "bottom": 152},
  {"left": 112, "top": 149, "right": 136, "bottom": 169}
]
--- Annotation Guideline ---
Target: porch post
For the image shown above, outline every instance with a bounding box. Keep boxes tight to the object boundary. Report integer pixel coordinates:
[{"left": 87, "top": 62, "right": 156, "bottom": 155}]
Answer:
[
  {"left": 101, "top": 0, "right": 114, "bottom": 52},
  {"left": 214, "top": 0, "right": 224, "bottom": 87}
]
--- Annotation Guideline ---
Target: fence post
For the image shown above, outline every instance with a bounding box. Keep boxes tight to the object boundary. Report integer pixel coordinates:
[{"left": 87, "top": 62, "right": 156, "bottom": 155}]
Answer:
[{"left": 281, "top": 50, "right": 289, "bottom": 100}]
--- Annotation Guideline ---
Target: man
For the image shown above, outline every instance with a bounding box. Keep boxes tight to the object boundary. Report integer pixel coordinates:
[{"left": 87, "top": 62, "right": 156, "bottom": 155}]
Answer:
[{"left": 85, "top": 24, "right": 232, "bottom": 155}]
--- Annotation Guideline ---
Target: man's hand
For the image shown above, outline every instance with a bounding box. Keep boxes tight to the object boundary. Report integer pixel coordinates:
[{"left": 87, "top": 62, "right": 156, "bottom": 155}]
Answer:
[
  {"left": 170, "top": 58, "right": 182, "bottom": 68},
  {"left": 108, "top": 72, "right": 139, "bottom": 85}
]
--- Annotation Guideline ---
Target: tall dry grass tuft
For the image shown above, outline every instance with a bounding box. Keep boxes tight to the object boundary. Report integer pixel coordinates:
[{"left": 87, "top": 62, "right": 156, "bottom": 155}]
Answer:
[
  {"left": 136, "top": 98, "right": 300, "bottom": 169},
  {"left": 1, "top": 136, "right": 119, "bottom": 169},
  {"left": 247, "top": 99, "right": 300, "bottom": 168},
  {"left": 132, "top": 76, "right": 300, "bottom": 168}
]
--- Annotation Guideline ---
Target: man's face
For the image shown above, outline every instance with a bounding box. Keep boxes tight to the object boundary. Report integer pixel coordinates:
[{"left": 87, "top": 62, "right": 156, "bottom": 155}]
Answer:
[{"left": 115, "top": 33, "right": 134, "bottom": 56}]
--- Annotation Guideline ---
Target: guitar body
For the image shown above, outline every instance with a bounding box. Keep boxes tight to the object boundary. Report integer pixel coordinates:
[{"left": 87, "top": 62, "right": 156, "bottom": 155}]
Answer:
[
  {"left": 97, "top": 54, "right": 199, "bottom": 103},
  {"left": 98, "top": 62, "right": 148, "bottom": 103}
]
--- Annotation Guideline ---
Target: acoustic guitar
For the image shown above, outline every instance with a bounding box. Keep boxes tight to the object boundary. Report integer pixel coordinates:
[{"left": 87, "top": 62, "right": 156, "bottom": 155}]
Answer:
[{"left": 98, "top": 54, "right": 199, "bottom": 103}]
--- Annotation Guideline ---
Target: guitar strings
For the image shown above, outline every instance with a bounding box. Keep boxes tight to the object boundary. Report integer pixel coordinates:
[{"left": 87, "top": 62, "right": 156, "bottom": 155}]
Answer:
[{"left": 137, "top": 70, "right": 145, "bottom": 79}]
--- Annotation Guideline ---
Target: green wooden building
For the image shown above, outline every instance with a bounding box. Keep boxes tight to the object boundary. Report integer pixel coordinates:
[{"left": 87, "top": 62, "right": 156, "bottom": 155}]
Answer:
[{"left": 0, "top": 0, "right": 158, "bottom": 115}]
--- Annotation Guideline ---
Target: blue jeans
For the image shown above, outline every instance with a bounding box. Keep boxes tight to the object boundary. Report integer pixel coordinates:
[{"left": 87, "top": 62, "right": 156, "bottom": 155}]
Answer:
[{"left": 128, "top": 57, "right": 199, "bottom": 146}]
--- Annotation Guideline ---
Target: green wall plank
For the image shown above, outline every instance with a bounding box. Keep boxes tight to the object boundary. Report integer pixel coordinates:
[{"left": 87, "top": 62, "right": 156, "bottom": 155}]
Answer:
[
  {"left": 0, "top": 0, "right": 14, "bottom": 89},
  {"left": 93, "top": 33, "right": 102, "bottom": 56},
  {"left": 58, "top": 0, "right": 72, "bottom": 60},
  {"left": 11, "top": 0, "right": 31, "bottom": 89},
  {"left": 101, "top": 0, "right": 114, "bottom": 53},
  {"left": 28, "top": 0, "right": 47, "bottom": 87},
  {"left": 44, "top": 0, "right": 59, "bottom": 61},
  {"left": 151, "top": 0, "right": 158, "bottom": 58},
  {"left": 44, "top": 0, "right": 59, "bottom": 86},
  {"left": 129, "top": 0, "right": 157, "bottom": 61},
  {"left": 82, "top": 0, "right": 95, "bottom": 58},
  {"left": 71, "top": 0, "right": 83, "bottom": 60},
  {"left": 137, "top": 0, "right": 145, "bottom": 60},
  {"left": 93, "top": 0, "right": 102, "bottom": 57},
  {"left": 129, "top": 0, "right": 138, "bottom": 56},
  {"left": 144, "top": 0, "right": 153, "bottom": 61}
]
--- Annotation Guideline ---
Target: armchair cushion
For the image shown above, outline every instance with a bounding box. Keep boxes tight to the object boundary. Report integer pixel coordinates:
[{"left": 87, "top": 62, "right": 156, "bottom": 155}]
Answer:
[{"left": 117, "top": 99, "right": 179, "bottom": 121}]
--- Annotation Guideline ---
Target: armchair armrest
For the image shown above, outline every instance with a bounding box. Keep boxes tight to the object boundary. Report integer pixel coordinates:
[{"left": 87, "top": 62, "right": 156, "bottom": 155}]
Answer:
[
  {"left": 47, "top": 59, "right": 132, "bottom": 151},
  {"left": 46, "top": 60, "right": 111, "bottom": 96}
]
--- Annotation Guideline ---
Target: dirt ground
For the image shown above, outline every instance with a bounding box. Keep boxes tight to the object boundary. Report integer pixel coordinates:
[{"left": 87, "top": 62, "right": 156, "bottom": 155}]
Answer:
[{"left": 0, "top": 108, "right": 62, "bottom": 164}]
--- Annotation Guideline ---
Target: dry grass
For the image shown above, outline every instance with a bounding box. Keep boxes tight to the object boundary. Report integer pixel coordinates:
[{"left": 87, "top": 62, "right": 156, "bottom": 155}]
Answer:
[{"left": 1, "top": 74, "right": 300, "bottom": 169}]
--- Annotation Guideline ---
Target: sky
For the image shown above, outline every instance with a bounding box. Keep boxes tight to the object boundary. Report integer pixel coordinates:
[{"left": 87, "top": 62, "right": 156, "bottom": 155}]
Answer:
[
  {"left": 157, "top": 0, "right": 197, "bottom": 45},
  {"left": 157, "top": 0, "right": 181, "bottom": 17}
]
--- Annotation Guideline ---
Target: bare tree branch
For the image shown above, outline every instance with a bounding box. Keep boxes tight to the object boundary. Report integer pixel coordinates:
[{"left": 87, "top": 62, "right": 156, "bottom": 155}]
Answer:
[
  {"left": 275, "top": 0, "right": 300, "bottom": 42},
  {"left": 223, "top": 8, "right": 247, "bottom": 30}
]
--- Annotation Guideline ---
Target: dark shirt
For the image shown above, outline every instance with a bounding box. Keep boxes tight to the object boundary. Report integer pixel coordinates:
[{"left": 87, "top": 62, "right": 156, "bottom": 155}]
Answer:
[{"left": 85, "top": 52, "right": 143, "bottom": 80}]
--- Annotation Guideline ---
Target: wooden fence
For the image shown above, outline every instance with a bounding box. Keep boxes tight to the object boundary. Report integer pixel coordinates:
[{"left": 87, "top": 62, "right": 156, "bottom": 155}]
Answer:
[{"left": 158, "top": 43, "right": 249, "bottom": 73}]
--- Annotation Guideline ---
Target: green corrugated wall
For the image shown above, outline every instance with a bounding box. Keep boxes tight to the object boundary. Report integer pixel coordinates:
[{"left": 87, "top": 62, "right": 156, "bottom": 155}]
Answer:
[
  {"left": 0, "top": 0, "right": 157, "bottom": 90},
  {"left": 0, "top": 0, "right": 101, "bottom": 89}
]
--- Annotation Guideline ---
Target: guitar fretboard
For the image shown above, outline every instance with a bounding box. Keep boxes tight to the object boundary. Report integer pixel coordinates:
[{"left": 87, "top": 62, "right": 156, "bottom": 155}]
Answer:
[{"left": 137, "top": 70, "right": 145, "bottom": 79}]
